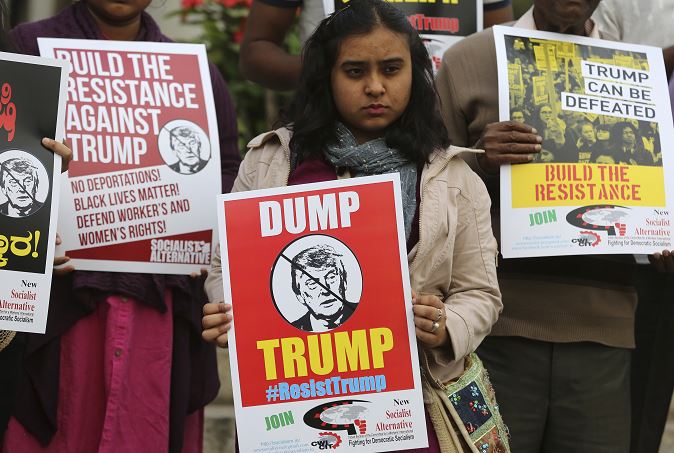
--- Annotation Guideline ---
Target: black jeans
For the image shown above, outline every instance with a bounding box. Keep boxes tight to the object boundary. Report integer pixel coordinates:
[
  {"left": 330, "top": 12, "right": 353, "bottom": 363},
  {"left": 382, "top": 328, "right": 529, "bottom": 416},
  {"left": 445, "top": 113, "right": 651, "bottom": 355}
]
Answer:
[{"left": 630, "top": 267, "right": 674, "bottom": 453}]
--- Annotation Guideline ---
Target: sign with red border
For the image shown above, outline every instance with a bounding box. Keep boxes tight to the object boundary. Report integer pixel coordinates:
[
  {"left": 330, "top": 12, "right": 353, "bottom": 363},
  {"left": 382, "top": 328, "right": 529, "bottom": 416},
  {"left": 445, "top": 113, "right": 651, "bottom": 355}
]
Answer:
[{"left": 218, "top": 175, "right": 427, "bottom": 451}]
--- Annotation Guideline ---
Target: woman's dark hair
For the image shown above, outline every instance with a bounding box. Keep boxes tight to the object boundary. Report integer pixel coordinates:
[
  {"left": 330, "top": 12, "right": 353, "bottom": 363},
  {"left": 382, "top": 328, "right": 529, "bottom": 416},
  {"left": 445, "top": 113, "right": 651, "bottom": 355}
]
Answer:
[
  {"left": 610, "top": 121, "right": 641, "bottom": 149},
  {"left": 281, "top": 0, "right": 449, "bottom": 165}
]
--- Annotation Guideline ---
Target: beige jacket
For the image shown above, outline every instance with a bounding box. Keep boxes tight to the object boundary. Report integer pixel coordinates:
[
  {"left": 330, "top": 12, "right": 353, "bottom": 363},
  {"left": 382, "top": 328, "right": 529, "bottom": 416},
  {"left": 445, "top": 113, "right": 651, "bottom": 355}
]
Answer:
[{"left": 205, "top": 128, "right": 501, "bottom": 385}]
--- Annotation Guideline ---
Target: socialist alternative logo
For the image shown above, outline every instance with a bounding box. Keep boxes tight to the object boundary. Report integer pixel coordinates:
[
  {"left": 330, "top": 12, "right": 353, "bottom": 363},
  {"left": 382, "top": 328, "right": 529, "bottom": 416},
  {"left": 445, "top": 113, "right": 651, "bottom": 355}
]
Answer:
[
  {"left": 566, "top": 205, "right": 629, "bottom": 237},
  {"left": 571, "top": 231, "right": 602, "bottom": 247},
  {"left": 304, "top": 400, "right": 369, "bottom": 435},
  {"left": 311, "top": 432, "right": 342, "bottom": 450}
]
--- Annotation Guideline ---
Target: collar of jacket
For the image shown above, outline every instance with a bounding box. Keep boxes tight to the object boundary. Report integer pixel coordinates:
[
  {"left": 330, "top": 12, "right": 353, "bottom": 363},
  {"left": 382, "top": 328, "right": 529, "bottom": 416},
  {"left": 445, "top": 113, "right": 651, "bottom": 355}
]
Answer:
[{"left": 246, "top": 127, "right": 484, "bottom": 179}]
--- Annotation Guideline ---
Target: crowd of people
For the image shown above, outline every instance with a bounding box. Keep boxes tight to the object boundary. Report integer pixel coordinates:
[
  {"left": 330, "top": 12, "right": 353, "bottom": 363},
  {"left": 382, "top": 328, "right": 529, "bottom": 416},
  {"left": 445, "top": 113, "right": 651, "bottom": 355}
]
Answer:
[
  {"left": 506, "top": 36, "right": 662, "bottom": 166},
  {"left": 1, "top": 0, "right": 674, "bottom": 452}
]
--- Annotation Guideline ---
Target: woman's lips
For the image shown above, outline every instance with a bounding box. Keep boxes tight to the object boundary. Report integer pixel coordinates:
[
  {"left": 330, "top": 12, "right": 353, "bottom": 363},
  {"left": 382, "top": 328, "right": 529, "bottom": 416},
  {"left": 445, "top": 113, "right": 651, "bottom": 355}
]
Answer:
[{"left": 364, "top": 104, "right": 387, "bottom": 115}]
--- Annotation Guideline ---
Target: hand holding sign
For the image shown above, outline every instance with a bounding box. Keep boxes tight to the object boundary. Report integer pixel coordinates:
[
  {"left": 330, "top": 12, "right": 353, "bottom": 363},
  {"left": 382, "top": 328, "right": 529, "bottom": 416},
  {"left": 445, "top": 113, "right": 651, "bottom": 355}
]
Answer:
[
  {"left": 475, "top": 121, "right": 543, "bottom": 174},
  {"left": 41, "top": 138, "right": 72, "bottom": 173},
  {"left": 53, "top": 233, "right": 73, "bottom": 277},
  {"left": 412, "top": 291, "right": 448, "bottom": 349},
  {"left": 202, "top": 302, "right": 232, "bottom": 348},
  {"left": 649, "top": 250, "right": 674, "bottom": 273}
]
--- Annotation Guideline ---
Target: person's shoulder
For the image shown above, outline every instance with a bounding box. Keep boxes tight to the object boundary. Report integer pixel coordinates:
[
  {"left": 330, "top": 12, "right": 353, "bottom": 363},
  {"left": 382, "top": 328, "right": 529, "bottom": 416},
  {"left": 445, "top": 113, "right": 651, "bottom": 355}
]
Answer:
[
  {"left": 440, "top": 28, "right": 497, "bottom": 82},
  {"left": 29, "top": 200, "right": 44, "bottom": 215},
  {"left": 429, "top": 147, "right": 490, "bottom": 196},
  {"left": 245, "top": 127, "right": 292, "bottom": 161},
  {"left": 9, "top": 8, "right": 77, "bottom": 55},
  {"left": 291, "top": 312, "right": 312, "bottom": 331},
  {"left": 344, "top": 301, "right": 359, "bottom": 312},
  {"left": 443, "top": 28, "right": 495, "bottom": 60}
]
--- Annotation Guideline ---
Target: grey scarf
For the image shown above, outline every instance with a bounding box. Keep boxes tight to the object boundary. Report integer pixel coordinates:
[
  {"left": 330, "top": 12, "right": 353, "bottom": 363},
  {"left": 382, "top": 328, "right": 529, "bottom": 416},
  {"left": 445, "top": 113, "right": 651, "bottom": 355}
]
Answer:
[{"left": 325, "top": 124, "right": 417, "bottom": 240}]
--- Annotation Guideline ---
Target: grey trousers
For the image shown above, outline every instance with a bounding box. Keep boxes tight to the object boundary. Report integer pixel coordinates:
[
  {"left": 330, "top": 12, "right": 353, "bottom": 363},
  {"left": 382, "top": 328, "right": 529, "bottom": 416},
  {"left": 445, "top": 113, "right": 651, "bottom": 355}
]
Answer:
[{"left": 478, "top": 336, "right": 631, "bottom": 453}]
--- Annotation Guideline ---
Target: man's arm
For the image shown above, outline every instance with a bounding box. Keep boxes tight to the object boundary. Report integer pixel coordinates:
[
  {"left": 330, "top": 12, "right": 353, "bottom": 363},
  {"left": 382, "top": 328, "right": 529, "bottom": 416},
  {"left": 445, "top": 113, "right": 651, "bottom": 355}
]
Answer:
[
  {"left": 239, "top": 0, "right": 302, "bottom": 91},
  {"left": 483, "top": 0, "right": 513, "bottom": 28}
]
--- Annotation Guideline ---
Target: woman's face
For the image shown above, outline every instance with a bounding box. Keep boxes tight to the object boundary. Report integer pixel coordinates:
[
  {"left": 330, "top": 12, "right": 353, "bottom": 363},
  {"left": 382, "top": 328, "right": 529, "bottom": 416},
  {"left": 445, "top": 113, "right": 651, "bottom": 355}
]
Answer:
[
  {"left": 622, "top": 126, "right": 636, "bottom": 145},
  {"left": 84, "top": 0, "right": 152, "bottom": 24},
  {"left": 539, "top": 148, "right": 554, "bottom": 162},
  {"left": 581, "top": 124, "right": 596, "bottom": 142},
  {"left": 511, "top": 111, "right": 525, "bottom": 123},
  {"left": 540, "top": 106, "right": 553, "bottom": 123},
  {"left": 595, "top": 155, "right": 616, "bottom": 165},
  {"left": 330, "top": 26, "right": 412, "bottom": 144},
  {"left": 596, "top": 129, "right": 610, "bottom": 141}
]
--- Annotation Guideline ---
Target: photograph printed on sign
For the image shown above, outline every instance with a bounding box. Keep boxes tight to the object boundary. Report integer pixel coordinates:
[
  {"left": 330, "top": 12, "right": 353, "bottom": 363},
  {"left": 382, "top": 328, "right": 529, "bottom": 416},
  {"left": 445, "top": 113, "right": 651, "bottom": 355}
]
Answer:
[
  {"left": 0, "top": 150, "right": 49, "bottom": 218},
  {"left": 494, "top": 26, "right": 674, "bottom": 257},
  {"left": 270, "top": 234, "right": 363, "bottom": 333},
  {"left": 505, "top": 35, "right": 661, "bottom": 167},
  {"left": 158, "top": 119, "right": 212, "bottom": 175}
]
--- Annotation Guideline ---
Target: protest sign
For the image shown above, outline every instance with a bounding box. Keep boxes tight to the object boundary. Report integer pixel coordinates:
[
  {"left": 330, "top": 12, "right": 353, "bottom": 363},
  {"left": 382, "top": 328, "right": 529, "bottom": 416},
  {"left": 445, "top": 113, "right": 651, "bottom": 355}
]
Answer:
[
  {"left": 217, "top": 175, "right": 427, "bottom": 452},
  {"left": 494, "top": 26, "right": 674, "bottom": 257},
  {"left": 323, "top": 0, "right": 483, "bottom": 73},
  {"left": 0, "top": 52, "right": 68, "bottom": 333},
  {"left": 38, "top": 39, "right": 221, "bottom": 274}
]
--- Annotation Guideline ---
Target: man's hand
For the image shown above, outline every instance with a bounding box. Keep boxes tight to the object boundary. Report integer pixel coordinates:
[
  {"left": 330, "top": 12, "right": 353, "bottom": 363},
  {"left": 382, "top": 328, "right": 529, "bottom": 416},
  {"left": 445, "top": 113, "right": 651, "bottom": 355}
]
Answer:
[
  {"left": 412, "top": 291, "right": 448, "bottom": 349},
  {"left": 190, "top": 268, "right": 208, "bottom": 279},
  {"left": 475, "top": 121, "right": 542, "bottom": 174},
  {"left": 202, "top": 302, "right": 232, "bottom": 348},
  {"left": 649, "top": 250, "right": 674, "bottom": 274}
]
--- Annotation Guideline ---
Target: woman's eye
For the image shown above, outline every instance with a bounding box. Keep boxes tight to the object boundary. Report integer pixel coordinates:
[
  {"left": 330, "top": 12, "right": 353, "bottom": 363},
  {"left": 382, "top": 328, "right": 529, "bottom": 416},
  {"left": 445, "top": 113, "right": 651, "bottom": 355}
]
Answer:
[
  {"left": 384, "top": 65, "right": 401, "bottom": 74},
  {"left": 345, "top": 68, "right": 363, "bottom": 77}
]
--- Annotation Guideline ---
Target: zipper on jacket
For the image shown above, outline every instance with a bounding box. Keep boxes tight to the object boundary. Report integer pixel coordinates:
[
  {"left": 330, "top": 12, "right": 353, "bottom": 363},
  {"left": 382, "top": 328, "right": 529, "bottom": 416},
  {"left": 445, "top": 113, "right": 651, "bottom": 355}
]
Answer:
[
  {"left": 409, "top": 155, "right": 453, "bottom": 272},
  {"left": 282, "top": 136, "right": 291, "bottom": 186}
]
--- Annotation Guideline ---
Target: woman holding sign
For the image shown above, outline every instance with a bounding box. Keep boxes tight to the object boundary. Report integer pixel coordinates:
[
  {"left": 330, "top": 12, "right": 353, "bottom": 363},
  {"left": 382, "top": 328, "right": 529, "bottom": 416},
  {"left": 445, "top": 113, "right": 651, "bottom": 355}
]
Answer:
[
  {"left": 0, "top": 0, "right": 75, "bottom": 444},
  {"left": 203, "top": 0, "right": 506, "bottom": 451},
  {"left": 2, "top": 1, "right": 240, "bottom": 452}
]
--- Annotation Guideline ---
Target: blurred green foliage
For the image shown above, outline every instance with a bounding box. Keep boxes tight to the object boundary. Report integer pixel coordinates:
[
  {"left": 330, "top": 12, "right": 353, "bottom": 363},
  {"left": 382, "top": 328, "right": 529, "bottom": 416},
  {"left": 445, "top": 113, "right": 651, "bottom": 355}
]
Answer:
[{"left": 178, "top": 0, "right": 299, "bottom": 152}]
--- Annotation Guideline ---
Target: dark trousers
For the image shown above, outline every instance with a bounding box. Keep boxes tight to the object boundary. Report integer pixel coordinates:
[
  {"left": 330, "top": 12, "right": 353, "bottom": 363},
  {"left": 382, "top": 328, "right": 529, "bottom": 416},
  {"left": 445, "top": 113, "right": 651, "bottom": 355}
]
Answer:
[
  {"left": 478, "top": 336, "right": 631, "bottom": 453},
  {"left": 0, "top": 333, "right": 24, "bottom": 445},
  {"left": 630, "top": 268, "right": 674, "bottom": 453}
]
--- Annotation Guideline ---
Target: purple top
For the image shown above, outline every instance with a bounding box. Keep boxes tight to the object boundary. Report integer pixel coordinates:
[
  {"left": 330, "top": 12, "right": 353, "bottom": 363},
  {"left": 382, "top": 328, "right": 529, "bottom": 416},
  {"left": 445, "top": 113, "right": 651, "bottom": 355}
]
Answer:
[{"left": 7, "top": 3, "right": 224, "bottom": 449}]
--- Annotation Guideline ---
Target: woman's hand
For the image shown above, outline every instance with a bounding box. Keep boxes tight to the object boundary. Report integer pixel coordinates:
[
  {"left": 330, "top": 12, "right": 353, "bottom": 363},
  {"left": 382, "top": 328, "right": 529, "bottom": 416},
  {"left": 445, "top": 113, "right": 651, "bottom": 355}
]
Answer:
[
  {"left": 53, "top": 233, "right": 74, "bottom": 276},
  {"left": 202, "top": 302, "right": 232, "bottom": 348},
  {"left": 649, "top": 250, "right": 674, "bottom": 273},
  {"left": 42, "top": 138, "right": 72, "bottom": 173},
  {"left": 412, "top": 291, "right": 448, "bottom": 349}
]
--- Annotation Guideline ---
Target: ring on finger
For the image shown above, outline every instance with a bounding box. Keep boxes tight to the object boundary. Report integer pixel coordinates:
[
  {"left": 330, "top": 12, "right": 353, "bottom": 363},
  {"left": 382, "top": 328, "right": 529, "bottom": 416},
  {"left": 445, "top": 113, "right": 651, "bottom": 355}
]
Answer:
[
  {"left": 430, "top": 321, "right": 440, "bottom": 334},
  {"left": 434, "top": 308, "right": 442, "bottom": 322}
]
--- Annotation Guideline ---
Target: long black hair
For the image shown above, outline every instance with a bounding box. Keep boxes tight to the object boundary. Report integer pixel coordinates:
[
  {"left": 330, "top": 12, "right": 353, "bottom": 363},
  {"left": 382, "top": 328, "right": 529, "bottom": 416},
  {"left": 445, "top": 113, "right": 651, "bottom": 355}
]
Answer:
[{"left": 282, "top": 0, "right": 449, "bottom": 165}]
